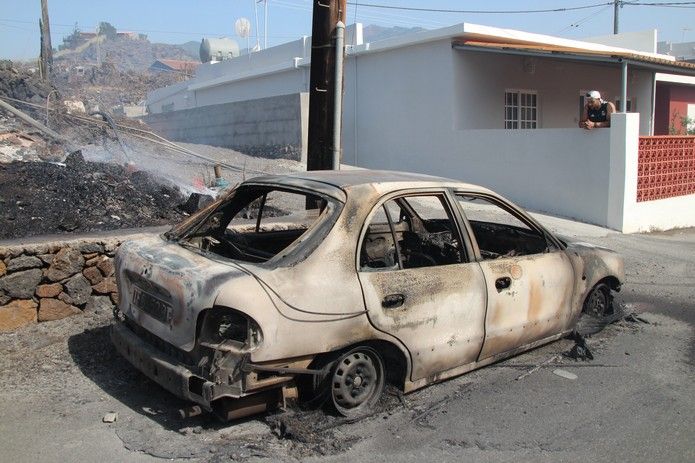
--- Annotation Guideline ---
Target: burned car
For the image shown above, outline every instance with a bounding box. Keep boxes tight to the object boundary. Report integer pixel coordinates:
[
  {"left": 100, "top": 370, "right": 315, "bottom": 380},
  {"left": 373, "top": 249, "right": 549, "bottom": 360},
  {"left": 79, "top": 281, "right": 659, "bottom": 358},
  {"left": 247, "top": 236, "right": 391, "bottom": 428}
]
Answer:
[{"left": 111, "top": 170, "right": 623, "bottom": 420}]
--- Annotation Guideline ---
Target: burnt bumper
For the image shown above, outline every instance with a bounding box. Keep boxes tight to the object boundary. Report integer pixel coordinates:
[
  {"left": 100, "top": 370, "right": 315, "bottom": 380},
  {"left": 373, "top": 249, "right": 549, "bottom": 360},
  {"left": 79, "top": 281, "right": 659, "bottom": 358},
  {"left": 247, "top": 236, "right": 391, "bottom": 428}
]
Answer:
[{"left": 111, "top": 322, "right": 242, "bottom": 410}]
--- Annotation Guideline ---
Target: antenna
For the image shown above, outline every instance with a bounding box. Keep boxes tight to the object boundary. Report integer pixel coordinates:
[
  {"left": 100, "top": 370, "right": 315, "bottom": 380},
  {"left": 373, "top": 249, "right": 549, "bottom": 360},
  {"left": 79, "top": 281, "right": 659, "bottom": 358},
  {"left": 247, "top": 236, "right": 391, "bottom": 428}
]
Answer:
[{"left": 235, "top": 17, "right": 251, "bottom": 55}]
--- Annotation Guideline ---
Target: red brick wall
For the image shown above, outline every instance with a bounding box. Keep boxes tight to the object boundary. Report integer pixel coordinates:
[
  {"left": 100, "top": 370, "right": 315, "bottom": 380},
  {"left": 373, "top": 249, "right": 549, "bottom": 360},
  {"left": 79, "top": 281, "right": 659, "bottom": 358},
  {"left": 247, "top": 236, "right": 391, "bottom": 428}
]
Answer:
[{"left": 637, "top": 136, "right": 695, "bottom": 201}]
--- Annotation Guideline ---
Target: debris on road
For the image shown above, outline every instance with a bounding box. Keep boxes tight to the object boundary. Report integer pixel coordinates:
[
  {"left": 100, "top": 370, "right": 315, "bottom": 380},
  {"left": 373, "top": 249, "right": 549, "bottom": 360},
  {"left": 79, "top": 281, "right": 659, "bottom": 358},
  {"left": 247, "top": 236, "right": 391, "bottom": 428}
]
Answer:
[
  {"left": 103, "top": 412, "right": 118, "bottom": 423},
  {"left": 625, "top": 313, "right": 650, "bottom": 324},
  {"left": 552, "top": 369, "right": 578, "bottom": 380},
  {"left": 515, "top": 354, "right": 563, "bottom": 381},
  {"left": 564, "top": 331, "right": 594, "bottom": 361}
]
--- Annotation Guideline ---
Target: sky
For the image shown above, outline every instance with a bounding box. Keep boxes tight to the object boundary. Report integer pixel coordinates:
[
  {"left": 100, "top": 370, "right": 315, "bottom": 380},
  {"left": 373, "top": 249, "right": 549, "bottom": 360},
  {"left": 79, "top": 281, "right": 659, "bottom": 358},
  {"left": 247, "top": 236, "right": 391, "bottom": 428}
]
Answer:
[{"left": 1, "top": 0, "right": 694, "bottom": 61}]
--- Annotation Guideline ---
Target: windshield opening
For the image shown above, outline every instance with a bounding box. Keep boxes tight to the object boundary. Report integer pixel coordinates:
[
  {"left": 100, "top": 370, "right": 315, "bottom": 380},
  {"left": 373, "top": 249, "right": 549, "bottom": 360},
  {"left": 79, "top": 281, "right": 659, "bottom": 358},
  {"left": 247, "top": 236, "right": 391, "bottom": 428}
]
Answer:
[{"left": 179, "top": 185, "right": 335, "bottom": 263}]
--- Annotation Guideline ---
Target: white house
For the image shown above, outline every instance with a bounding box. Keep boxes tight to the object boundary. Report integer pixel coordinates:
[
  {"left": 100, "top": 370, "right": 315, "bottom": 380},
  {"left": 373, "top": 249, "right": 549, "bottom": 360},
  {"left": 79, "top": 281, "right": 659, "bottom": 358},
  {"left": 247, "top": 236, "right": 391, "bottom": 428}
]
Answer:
[{"left": 144, "top": 23, "right": 695, "bottom": 233}]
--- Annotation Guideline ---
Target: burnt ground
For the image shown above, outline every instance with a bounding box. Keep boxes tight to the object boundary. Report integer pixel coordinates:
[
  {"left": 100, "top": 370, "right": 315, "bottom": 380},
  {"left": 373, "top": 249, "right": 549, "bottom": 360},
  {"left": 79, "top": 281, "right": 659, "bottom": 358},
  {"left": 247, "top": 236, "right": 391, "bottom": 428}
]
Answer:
[
  {"left": 0, "top": 228, "right": 693, "bottom": 462},
  {"left": 0, "top": 151, "right": 186, "bottom": 239}
]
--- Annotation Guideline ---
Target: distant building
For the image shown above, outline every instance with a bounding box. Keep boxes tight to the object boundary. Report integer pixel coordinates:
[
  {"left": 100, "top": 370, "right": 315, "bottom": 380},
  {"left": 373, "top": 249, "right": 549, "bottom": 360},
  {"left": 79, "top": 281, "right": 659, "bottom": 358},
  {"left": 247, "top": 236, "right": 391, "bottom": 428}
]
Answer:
[
  {"left": 149, "top": 59, "right": 200, "bottom": 77},
  {"left": 658, "top": 40, "right": 695, "bottom": 63}
]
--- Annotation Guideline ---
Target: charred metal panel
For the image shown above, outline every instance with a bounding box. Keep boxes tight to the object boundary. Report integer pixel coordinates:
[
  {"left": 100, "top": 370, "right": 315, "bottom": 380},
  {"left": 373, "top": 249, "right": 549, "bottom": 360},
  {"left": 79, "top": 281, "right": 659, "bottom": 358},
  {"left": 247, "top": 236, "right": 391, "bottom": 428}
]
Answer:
[
  {"left": 477, "top": 251, "right": 575, "bottom": 360},
  {"left": 359, "top": 263, "right": 487, "bottom": 382}
]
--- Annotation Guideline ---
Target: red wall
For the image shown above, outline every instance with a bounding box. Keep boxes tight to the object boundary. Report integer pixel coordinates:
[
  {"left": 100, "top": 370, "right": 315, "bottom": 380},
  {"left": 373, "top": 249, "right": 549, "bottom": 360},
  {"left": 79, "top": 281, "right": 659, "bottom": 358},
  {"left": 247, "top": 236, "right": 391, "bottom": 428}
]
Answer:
[{"left": 654, "top": 83, "right": 695, "bottom": 135}]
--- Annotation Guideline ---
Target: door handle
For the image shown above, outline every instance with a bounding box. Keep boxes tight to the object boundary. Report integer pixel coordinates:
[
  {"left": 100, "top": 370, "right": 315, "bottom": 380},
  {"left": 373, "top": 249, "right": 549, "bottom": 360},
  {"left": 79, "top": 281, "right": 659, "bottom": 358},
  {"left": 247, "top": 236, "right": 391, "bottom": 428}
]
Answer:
[
  {"left": 382, "top": 293, "right": 405, "bottom": 309},
  {"left": 495, "top": 277, "right": 512, "bottom": 291}
]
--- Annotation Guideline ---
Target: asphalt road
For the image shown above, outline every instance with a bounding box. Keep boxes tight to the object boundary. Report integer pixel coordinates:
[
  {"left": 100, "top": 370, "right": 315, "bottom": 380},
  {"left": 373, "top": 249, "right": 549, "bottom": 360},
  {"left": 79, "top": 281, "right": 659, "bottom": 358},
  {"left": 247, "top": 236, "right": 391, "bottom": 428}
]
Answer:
[{"left": 0, "top": 223, "right": 693, "bottom": 463}]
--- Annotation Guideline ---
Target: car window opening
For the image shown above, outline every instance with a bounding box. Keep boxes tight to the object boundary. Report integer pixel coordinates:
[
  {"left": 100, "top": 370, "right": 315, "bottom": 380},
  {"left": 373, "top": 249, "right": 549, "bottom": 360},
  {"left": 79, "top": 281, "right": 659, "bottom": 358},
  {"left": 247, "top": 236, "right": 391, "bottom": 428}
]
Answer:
[
  {"left": 180, "top": 186, "right": 333, "bottom": 263},
  {"left": 456, "top": 194, "right": 550, "bottom": 260},
  {"left": 360, "top": 195, "right": 464, "bottom": 271}
]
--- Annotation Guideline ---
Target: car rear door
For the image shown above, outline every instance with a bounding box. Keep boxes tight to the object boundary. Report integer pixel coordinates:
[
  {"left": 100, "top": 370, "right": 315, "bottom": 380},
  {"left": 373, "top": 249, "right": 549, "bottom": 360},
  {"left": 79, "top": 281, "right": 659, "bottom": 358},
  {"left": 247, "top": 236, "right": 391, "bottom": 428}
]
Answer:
[
  {"left": 453, "top": 193, "right": 575, "bottom": 360},
  {"left": 357, "top": 192, "right": 487, "bottom": 382}
]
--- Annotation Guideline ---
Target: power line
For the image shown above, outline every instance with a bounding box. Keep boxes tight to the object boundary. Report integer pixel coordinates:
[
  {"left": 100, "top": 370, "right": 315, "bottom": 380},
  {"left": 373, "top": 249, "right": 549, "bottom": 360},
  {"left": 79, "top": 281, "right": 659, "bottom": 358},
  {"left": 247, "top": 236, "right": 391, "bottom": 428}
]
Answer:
[
  {"left": 345, "top": 2, "right": 616, "bottom": 14},
  {"left": 346, "top": 1, "right": 695, "bottom": 14}
]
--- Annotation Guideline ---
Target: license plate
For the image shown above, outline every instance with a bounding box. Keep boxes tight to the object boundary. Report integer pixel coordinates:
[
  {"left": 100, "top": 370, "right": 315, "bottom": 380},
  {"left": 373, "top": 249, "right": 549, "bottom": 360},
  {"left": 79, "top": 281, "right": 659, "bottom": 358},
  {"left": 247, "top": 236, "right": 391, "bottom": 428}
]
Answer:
[{"left": 132, "top": 287, "right": 172, "bottom": 324}]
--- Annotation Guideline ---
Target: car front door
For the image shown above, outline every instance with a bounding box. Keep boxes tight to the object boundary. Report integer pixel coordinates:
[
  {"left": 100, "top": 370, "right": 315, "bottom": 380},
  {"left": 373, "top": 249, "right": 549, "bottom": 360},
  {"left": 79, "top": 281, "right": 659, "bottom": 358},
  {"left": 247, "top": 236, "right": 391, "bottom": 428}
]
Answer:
[
  {"left": 357, "top": 192, "right": 487, "bottom": 382},
  {"left": 454, "top": 193, "right": 575, "bottom": 360}
]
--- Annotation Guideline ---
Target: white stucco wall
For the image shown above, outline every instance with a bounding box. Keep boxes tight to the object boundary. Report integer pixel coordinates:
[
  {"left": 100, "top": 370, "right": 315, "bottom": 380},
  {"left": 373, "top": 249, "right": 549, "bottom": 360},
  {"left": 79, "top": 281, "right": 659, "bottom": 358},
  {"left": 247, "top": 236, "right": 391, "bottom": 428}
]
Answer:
[
  {"left": 450, "top": 50, "right": 654, "bottom": 134},
  {"left": 609, "top": 113, "right": 695, "bottom": 232}
]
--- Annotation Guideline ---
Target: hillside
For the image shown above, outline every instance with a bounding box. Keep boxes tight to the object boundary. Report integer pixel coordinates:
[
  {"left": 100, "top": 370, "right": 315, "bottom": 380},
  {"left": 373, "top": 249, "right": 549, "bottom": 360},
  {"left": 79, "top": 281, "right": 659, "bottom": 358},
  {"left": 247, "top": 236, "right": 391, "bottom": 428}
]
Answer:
[{"left": 54, "top": 35, "right": 199, "bottom": 72}]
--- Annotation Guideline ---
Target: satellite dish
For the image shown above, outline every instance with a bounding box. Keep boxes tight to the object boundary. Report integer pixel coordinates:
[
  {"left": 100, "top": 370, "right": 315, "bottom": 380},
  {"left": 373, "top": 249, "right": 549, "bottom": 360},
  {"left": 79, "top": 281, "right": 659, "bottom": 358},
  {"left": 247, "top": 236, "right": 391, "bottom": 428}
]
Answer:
[{"left": 235, "top": 18, "right": 251, "bottom": 38}]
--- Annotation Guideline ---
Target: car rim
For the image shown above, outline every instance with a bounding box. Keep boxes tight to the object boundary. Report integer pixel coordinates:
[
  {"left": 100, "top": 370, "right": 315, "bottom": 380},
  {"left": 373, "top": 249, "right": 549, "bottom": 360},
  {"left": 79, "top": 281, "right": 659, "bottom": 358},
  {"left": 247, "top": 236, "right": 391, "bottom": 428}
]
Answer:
[
  {"left": 586, "top": 285, "right": 608, "bottom": 317},
  {"left": 331, "top": 348, "right": 384, "bottom": 416}
]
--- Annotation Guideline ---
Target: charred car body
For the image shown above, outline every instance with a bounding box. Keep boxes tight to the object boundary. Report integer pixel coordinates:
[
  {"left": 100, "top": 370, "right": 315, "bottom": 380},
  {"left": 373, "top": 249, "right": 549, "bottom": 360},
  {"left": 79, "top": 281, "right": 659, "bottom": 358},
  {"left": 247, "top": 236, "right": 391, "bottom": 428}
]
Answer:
[{"left": 111, "top": 170, "right": 624, "bottom": 419}]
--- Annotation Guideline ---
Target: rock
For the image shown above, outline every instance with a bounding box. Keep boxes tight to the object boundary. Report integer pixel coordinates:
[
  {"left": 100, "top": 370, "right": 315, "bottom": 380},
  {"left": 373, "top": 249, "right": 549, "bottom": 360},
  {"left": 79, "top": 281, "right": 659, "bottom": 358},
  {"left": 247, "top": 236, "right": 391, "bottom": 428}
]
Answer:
[
  {"left": 97, "top": 258, "right": 115, "bottom": 277},
  {"left": 6, "top": 255, "right": 43, "bottom": 271},
  {"left": 179, "top": 193, "right": 214, "bottom": 214},
  {"left": 38, "top": 254, "right": 54, "bottom": 265},
  {"left": 103, "top": 412, "right": 118, "bottom": 423},
  {"left": 78, "top": 242, "right": 104, "bottom": 254},
  {"left": 0, "top": 261, "right": 6, "bottom": 277},
  {"left": 0, "top": 292, "right": 10, "bottom": 306},
  {"left": 85, "top": 295, "right": 113, "bottom": 314},
  {"left": 0, "top": 268, "right": 43, "bottom": 299},
  {"left": 36, "top": 283, "right": 62, "bottom": 298},
  {"left": 83, "top": 253, "right": 98, "bottom": 260},
  {"left": 93, "top": 277, "right": 117, "bottom": 295},
  {"left": 46, "top": 247, "right": 84, "bottom": 282},
  {"left": 0, "top": 299, "right": 37, "bottom": 332},
  {"left": 83, "top": 266, "right": 103, "bottom": 285},
  {"left": 64, "top": 274, "right": 92, "bottom": 306},
  {"left": 86, "top": 255, "right": 106, "bottom": 267},
  {"left": 110, "top": 292, "right": 120, "bottom": 305},
  {"left": 57, "top": 292, "right": 74, "bottom": 305},
  {"left": 38, "top": 298, "right": 81, "bottom": 322},
  {"left": 105, "top": 242, "right": 120, "bottom": 253}
]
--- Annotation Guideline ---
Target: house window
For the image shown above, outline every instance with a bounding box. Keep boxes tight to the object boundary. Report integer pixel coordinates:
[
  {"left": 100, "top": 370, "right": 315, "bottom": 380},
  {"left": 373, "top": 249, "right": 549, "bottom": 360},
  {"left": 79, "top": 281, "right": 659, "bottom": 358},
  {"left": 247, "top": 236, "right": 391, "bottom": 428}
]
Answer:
[
  {"left": 505, "top": 90, "right": 537, "bottom": 129},
  {"left": 614, "top": 97, "right": 634, "bottom": 112}
]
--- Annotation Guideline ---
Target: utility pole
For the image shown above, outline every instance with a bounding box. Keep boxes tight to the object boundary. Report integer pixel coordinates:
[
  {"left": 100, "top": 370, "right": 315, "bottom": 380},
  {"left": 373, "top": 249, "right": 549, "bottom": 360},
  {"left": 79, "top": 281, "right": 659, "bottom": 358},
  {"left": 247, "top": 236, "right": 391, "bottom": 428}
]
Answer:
[
  {"left": 613, "top": 0, "right": 620, "bottom": 35},
  {"left": 306, "top": 0, "right": 347, "bottom": 171},
  {"left": 39, "top": 0, "right": 53, "bottom": 80}
]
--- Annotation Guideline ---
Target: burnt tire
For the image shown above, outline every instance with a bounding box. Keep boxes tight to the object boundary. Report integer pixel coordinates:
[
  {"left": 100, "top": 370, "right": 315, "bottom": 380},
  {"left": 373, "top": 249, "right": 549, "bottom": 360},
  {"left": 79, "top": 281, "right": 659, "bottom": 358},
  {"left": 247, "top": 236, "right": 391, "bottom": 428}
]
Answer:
[
  {"left": 583, "top": 282, "right": 611, "bottom": 318},
  {"left": 330, "top": 347, "right": 385, "bottom": 418}
]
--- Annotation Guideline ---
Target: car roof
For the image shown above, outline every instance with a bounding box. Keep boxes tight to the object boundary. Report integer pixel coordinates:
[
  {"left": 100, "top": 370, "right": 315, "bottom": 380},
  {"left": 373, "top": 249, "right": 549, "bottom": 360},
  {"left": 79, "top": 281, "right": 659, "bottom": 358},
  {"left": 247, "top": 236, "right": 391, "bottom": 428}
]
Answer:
[{"left": 247, "top": 169, "right": 492, "bottom": 197}]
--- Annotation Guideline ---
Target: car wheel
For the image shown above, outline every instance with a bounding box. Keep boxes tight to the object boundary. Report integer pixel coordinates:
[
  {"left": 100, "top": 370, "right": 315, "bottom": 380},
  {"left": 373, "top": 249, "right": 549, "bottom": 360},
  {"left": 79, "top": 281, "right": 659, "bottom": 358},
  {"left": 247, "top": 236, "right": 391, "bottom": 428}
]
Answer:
[
  {"left": 330, "top": 347, "right": 385, "bottom": 418},
  {"left": 583, "top": 283, "right": 611, "bottom": 317}
]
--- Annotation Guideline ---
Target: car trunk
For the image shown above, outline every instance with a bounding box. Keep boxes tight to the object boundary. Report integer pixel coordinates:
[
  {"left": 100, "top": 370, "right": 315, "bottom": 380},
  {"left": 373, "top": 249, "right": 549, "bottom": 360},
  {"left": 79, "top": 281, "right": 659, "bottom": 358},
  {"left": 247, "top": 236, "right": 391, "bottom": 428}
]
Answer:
[{"left": 115, "top": 235, "right": 243, "bottom": 351}]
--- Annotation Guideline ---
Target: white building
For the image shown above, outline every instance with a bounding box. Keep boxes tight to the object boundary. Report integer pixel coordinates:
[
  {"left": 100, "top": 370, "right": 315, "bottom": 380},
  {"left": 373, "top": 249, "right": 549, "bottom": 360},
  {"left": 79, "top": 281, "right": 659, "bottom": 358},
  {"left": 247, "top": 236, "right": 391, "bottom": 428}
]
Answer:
[{"left": 145, "top": 23, "right": 695, "bottom": 232}]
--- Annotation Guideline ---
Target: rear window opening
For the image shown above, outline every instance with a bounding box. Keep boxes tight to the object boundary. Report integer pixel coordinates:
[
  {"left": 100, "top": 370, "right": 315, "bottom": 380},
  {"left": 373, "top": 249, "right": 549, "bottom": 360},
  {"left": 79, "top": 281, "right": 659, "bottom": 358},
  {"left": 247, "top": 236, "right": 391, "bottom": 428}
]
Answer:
[
  {"left": 455, "top": 195, "right": 552, "bottom": 259},
  {"left": 179, "top": 186, "right": 337, "bottom": 263}
]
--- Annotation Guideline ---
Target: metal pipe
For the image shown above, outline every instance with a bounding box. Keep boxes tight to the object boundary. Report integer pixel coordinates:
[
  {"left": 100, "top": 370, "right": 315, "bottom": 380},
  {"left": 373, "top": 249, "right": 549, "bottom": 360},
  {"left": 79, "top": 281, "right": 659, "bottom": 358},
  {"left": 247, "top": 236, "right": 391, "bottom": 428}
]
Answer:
[
  {"left": 332, "top": 20, "right": 345, "bottom": 170},
  {"left": 0, "top": 98, "right": 65, "bottom": 142},
  {"left": 621, "top": 60, "right": 628, "bottom": 113}
]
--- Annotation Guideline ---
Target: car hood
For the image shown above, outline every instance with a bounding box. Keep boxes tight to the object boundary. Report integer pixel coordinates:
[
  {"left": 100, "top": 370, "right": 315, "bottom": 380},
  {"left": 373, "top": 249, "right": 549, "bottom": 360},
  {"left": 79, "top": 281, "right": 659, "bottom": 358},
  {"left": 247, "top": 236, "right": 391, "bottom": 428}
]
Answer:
[
  {"left": 115, "top": 235, "right": 247, "bottom": 351},
  {"left": 562, "top": 237, "right": 625, "bottom": 284}
]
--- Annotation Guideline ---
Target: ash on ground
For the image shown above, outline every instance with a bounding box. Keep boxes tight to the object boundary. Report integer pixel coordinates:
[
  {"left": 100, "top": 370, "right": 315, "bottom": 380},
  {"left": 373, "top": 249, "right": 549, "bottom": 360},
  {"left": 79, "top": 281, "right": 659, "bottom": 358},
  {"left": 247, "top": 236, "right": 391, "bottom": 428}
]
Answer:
[{"left": 0, "top": 151, "right": 186, "bottom": 239}]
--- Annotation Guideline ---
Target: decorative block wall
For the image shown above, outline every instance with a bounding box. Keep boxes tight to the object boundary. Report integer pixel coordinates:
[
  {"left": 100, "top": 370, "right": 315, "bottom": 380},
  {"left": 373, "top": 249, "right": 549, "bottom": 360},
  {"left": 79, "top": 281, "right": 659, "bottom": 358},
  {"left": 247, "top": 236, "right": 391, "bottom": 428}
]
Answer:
[{"left": 637, "top": 136, "right": 695, "bottom": 202}]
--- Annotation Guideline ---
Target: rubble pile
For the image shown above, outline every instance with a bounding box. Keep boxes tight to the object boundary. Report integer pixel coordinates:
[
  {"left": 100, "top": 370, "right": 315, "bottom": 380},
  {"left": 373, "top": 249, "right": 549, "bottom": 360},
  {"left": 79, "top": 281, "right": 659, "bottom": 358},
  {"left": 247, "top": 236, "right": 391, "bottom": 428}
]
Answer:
[
  {"left": 0, "top": 60, "right": 55, "bottom": 105},
  {"left": 0, "top": 151, "right": 186, "bottom": 239},
  {"left": 53, "top": 61, "right": 185, "bottom": 110},
  {"left": 0, "top": 235, "right": 135, "bottom": 332}
]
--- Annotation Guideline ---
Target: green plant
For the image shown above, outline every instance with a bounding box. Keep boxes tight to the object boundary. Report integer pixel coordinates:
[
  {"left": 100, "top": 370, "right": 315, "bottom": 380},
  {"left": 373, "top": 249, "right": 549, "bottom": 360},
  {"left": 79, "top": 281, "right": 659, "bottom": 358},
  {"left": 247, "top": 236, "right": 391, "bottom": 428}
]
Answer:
[{"left": 682, "top": 115, "right": 695, "bottom": 135}]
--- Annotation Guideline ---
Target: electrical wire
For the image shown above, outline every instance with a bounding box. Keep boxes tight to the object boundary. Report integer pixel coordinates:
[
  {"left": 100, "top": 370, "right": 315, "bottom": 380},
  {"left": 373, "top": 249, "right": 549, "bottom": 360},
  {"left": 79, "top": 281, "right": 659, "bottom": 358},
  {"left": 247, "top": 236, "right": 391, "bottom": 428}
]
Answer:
[{"left": 345, "top": 1, "right": 616, "bottom": 14}]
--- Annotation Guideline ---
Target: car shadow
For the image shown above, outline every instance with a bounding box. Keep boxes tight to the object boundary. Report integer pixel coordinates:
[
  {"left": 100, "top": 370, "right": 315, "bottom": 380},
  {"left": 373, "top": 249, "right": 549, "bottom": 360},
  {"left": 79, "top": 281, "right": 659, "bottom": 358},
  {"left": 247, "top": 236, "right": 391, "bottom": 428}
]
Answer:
[{"left": 66, "top": 323, "right": 262, "bottom": 432}]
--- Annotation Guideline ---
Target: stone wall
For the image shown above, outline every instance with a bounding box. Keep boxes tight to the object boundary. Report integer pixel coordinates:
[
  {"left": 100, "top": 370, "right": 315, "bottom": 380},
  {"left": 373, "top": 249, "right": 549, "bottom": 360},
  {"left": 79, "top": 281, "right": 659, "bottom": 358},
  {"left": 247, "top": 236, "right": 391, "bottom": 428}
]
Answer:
[
  {"left": 0, "top": 234, "right": 139, "bottom": 332},
  {"left": 143, "top": 93, "right": 308, "bottom": 161}
]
